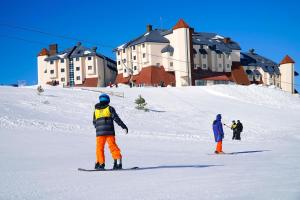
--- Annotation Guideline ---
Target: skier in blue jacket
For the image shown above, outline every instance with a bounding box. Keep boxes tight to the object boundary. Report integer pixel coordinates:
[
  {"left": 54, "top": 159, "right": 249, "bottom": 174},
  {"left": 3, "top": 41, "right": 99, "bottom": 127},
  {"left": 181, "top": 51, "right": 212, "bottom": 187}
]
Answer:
[{"left": 212, "top": 114, "right": 225, "bottom": 154}]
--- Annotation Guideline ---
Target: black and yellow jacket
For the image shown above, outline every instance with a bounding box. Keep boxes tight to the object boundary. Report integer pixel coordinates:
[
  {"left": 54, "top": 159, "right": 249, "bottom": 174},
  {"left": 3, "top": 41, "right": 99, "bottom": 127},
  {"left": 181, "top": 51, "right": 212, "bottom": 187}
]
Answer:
[{"left": 93, "top": 102, "right": 127, "bottom": 136}]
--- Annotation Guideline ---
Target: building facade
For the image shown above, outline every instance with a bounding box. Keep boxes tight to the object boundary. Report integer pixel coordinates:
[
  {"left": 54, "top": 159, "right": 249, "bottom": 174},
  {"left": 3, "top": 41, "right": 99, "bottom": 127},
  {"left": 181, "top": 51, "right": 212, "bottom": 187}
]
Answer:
[
  {"left": 115, "top": 19, "right": 250, "bottom": 87},
  {"left": 37, "top": 42, "right": 117, "bottom": 87},
  {"left": 114, "top": 19, "right": 297, "bottom": 93},
  {"left": 241, "top": 50, "right": 298, "bottom": 93}
]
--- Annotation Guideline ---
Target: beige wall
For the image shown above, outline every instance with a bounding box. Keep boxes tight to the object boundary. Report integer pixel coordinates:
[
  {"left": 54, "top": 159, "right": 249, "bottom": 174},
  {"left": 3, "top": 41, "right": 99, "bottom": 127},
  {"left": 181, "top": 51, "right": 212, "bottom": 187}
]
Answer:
[{"left": 280, "top": 63, "right": 294, "bottom": 93}]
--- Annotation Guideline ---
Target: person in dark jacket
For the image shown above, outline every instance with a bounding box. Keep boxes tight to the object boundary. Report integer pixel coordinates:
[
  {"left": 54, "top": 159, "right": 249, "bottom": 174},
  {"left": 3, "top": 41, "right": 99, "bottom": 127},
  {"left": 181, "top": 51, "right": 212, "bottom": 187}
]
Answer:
[
  {"left": 231, "top": 120, "right": 238, "bottom": 140},
  {"left": 212, "top": 114, "right": 225, "bottom": 154},
  {"left": 93, "top": 93, "right": 128, "bottom": 170},
  {"left": 236, "top": 120, "right": 243, "bottom": 140}
]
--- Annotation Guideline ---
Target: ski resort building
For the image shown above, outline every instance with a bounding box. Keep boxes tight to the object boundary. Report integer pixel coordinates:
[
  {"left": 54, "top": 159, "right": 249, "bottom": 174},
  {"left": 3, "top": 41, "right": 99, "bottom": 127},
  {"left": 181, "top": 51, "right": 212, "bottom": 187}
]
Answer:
[
  {"left": 37, "top": 42, "right": 117, "bottom": 87},
  {"left": 115, "top": 19, "right": 248, "bottom": 87},
  {"left": 241, "top": 50, "right": 298, "bottom": 93},
  {"left": 114, "top": 19, "right": 298, "bottom": 93}
]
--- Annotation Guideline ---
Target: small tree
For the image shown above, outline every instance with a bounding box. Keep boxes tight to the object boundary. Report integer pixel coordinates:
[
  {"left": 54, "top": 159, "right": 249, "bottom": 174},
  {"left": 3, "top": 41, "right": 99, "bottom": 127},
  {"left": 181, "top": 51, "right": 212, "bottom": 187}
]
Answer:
[
  {"left": 37, "top": 85, "right": 44, "bottom": 95},
  {"left": 135, "top": 95, "right": 148, "bottom": 111}
]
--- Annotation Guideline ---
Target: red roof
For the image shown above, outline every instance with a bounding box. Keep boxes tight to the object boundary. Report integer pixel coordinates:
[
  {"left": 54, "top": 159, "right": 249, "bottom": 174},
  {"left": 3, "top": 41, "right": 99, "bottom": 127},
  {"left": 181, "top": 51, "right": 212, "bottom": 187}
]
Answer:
[
  {"left": 230, "top": 62, "right": 251, "bottom": 85},
  {"left": 37, "top": 48, "right": 49, "bottom": 57},
  {"left": 173, "top": 19, "right": 190, "bottom": 30},
  {"left": 201, "top": 75, "right": 231, "bottom": 81},
  {"left": 280, "top": 55, "right": 295, "bottom": 65},
  {"left": 116, "top": 66, "right": 176, "bottom": 86},
  {"left": 82, "top": 78, "right": 98, "bottom": 87}
]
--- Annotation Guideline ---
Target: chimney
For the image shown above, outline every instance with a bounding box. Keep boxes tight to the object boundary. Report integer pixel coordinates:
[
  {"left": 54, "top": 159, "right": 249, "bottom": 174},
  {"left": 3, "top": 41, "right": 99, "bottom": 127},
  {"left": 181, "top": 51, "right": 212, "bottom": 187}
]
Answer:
[
  {"left": 223, "top": 37, "right": 231, "bottom": 44},
  {"left": 146, "top": 24, "right": 152, "bottom": 32},
  {"left": 49, "top": 44, "right": 58, "bottom": 56},
  {"left": 249, "top": 48, "right": 255, "bottom": 54}
]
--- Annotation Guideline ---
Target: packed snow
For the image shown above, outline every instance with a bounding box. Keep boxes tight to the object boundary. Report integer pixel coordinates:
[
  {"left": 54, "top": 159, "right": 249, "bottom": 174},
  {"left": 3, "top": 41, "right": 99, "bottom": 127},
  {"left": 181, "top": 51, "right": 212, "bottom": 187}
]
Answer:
[{"left": 0, "top": 85, "right": 300, "bottom": 200}]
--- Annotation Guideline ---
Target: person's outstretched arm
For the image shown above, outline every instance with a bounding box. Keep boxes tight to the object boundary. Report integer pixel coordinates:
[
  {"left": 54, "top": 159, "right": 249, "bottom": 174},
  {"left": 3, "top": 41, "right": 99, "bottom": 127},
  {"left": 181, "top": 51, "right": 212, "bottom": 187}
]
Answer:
[{"left": 109, "top": 106, "right": 128, "bottom": 130}]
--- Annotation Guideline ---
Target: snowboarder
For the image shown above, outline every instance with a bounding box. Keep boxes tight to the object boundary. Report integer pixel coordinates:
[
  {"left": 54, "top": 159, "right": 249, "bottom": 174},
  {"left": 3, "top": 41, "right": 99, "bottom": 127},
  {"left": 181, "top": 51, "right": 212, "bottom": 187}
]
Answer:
[
  {"left": 212, "top": 114, "right": 225, "bottom": 154},
  {"left": 236, "top": 120, "right": 243, "bottom": 140},
  {"left": 231, "top": 120, "right": 238, "bottom": 140},
  {"left": 93, "top": 93, "right": 128, "bottom": 170}
]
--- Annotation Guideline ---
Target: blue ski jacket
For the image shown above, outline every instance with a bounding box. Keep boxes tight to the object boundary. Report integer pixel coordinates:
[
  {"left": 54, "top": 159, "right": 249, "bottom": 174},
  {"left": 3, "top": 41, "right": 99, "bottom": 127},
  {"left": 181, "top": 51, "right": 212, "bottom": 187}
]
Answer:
[{"left": 212, "top": 114, "right": 224, "bottom": 142}]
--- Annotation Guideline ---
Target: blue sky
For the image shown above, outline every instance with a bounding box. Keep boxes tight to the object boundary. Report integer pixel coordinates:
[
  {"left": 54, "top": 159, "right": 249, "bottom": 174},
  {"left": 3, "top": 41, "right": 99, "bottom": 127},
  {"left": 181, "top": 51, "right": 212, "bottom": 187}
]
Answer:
[{"left": 0, "top": 0, "right": 299, "bottom": 89}]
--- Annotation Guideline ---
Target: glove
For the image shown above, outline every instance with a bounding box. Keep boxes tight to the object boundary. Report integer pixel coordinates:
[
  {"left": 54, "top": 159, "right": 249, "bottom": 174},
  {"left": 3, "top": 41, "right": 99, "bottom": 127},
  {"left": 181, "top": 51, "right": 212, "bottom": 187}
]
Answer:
[{"left": 124, "top": 127, "right": 128, "bottom": 134}]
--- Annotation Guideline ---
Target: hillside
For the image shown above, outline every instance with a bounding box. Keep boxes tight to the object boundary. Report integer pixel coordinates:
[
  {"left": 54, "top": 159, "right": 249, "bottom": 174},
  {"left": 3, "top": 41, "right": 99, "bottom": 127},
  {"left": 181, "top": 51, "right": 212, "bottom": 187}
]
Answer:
[{"left": 0, "top": 85, "right": 300, "bottom": 200}]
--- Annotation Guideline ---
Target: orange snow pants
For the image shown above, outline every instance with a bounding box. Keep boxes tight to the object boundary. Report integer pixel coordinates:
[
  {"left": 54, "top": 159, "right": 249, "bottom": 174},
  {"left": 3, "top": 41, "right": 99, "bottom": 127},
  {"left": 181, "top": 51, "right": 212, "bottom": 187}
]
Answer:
[
  {"left": 216, "top": 141, "right": 223, "bottom": 153},
  {"left": 96, "top": 136, "right": 122, "bottom": 164}
]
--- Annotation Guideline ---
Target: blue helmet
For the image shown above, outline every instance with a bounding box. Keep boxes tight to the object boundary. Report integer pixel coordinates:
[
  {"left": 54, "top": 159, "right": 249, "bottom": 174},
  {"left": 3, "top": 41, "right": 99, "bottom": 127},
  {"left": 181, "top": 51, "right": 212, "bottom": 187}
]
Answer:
[{"left": 99, "top": 93, "right": 110, "bottom": 103}]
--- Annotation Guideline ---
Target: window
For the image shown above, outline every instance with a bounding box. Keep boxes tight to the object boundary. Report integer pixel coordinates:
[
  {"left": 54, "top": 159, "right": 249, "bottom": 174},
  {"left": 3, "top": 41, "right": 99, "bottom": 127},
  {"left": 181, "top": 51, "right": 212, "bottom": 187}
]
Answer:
[
  {"left": 44, "top": 69, "right": 47, "bottom": 73},
  {"left": 218, "top": 54, "right": 222, "bottom": 58},
  {"left": 227, "top": 64, "right": 230, "bottom": 68},
  {"left": 124, "top": 69, "right": 127, "bottom": 73},
  {"left": 60, "top": 59, "right": 64, "bottom": 63},
  {"left": 202, "top": 54, "right": 206, "bottom": 59},
  {"left": 122, "top": 59, "right": 126, "bottom": 63},
  {"left": 219, "top": 64, "right": 222, "bottom": 68},
  {"left": 76, "top": 76, "right": 80, "bottom": 80},
  {"left": 88, "top": 56, "right": 92, "bottom": 60},
  {"left": 143, "top": 53, "right": 146, "bottom": 58},
  {"left": 76, "top": 57, "right": 79, "bottom": 61},
  {"left": 142, "top": 43, "right": 145, "bottom": 48},
  {"left": 88, "top": 66, "right": 92, "bottom": 70},
  {"left": 170, "top": 62, "right": 173, "bottom": 67},
  {"left": 61, "top": 68, "right": 65, "bottom": 73},
  {"left": 76, "top": 67, "right": 80, "bottom": 71},
  {"left": 118, "top": 61, "right": 121, "bottom": 65},
  {"left": 270, "top": 75, "right": 273, "bottom": 78},
  {"left": 133, "top": 56, "right": 136, "bottom": 60},
  {"left": 61, "top": 78, "right": 65, "bottom": 82},
  {"left": 195, "top": 80, "right": 207, "bottom": 86},
  {"left": 156, "top": 63, "right": 160, "bottom": 67},
  {"left": 132, "top": 46, "right": 135, "bottom": 50},
  {"left": 169, "top": 52, "right": 173, "bottom": 56},
  {"left": 123, "top": 49, "right": 125, "bottom": 53},
  {"left": 50, "top": 60, "right": 54, "bottom": 65},
  {"left": 50, "top": 70, "right": 54, "bottom": 74},
  {"left": 118, "top": 51, "right": 120, "bottom": 55},
  {"left": 227, "top": 54, "right": 230, "bottom": 59},
  {"left": 134, "top": 66, "right": 137, "bottom": 70},
  {"left": 203, "top": 64, "right": 207, "bottom": 68}
]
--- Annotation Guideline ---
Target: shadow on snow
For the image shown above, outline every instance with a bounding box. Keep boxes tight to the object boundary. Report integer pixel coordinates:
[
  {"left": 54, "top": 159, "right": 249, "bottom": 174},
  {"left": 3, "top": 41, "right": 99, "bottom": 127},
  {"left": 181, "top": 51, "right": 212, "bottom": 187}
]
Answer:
[{"left": 228, "top": 150, "right": 271, "bottom": 155}]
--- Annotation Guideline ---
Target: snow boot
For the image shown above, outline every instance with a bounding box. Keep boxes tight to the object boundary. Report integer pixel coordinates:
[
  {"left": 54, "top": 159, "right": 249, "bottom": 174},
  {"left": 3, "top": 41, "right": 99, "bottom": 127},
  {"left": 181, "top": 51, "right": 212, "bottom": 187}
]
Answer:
[
  {"left": 95, "top": 162, "right": 105, "bottom": 170},
  {"left": 113, "top": 159, "right": 122, "bottom": 170}
]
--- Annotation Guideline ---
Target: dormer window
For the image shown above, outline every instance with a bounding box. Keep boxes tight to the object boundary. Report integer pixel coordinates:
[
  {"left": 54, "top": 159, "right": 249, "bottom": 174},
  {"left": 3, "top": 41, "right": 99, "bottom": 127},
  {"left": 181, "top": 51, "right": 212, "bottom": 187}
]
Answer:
[
  {"left": 76, "top": 57, "right": 79, "bottom": 61},
  {"left": 202, "top": 54, "right": 206, "bottom": 59},
  {"left": 218, "top": 54, "right": 222, "bottom": 58},
  {"left": 142, "top": 43, "right": 145, "bottom": 48},
  {"left": 60, "top": 59, "right": 64, "bottom": 63},
  {"left": 50, "top": 60, "right": 54, "bottom": 65},
  {"left": 132, "top": 46, "right": 135, "bottom": 50},
  {"left": 118, "top": 51, "right": 120, "bottom": 55},
  {"left": 88, "top": 57, "right": 92, "bottom": 60},
  {"left": 123, "top": 49, "right": 125, "bottom": 53}
]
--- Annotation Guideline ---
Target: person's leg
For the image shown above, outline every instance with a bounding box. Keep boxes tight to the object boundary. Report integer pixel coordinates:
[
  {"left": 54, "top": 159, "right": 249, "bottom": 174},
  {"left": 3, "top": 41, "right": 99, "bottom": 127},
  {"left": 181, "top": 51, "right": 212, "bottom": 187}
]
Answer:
[
  {"left": 106, "top": 136, "right": 122, "bottom": 160},
  {"left": 96, "top": 136, "right": 107, "bottom": 164},
  {"left": 216, "top": 141, "right": 223, "bottom": 153}
]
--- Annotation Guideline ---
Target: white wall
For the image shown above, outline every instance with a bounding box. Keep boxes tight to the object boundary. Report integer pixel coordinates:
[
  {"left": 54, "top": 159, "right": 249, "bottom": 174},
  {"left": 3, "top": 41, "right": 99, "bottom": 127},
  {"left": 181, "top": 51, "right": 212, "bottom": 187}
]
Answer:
[{"left": 280, "top": 63, "right": 294, "bottom": 93}]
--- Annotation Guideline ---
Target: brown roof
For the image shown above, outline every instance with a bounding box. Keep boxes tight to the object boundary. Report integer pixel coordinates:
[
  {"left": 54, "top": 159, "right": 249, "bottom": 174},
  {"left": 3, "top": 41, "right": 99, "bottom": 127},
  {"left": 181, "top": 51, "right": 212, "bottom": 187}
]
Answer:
[
  {"left": 116, "top": 66, "right": 176, "bottom": 86},
  {"left": 173, "top": 19, "right": 190, "bottom": 30},
  {"left": 280, "top": 55, "right": 295, "bottom": 65},
  {"left": 37, "top": 48, "right": 49, "bottom": 57},
  {"left": 230, "top": 62, "right": 251, "bottom": 85},
  {"left": 201, "top": 75, "right": 231, "bottom": 81},
  {"left": 82, "top": 78, "right": 98, "bottom": 87}
]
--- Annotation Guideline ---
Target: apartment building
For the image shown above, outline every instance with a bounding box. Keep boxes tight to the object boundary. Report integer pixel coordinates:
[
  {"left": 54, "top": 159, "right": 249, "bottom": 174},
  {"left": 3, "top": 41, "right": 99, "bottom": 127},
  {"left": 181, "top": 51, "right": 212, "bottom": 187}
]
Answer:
[{"left": 37, "top": 42, "right": 117, "bottom": 87}]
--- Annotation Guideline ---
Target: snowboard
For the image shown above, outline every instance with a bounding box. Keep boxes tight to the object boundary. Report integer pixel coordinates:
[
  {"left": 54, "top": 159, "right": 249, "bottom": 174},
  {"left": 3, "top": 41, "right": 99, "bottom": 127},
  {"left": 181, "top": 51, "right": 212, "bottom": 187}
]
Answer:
[
  {"left": 78, "top": 167, "right": 139, "bottom": 172},
  {"left": 207, "top": 152, "right": 235, "bottom": 155}
]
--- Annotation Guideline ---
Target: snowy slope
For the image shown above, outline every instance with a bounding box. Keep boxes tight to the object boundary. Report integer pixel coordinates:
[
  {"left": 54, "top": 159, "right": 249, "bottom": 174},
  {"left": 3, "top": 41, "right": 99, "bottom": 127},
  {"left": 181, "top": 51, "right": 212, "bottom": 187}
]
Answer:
[{"left": 0, "top": 85, "right": 300, "bottom": 200}]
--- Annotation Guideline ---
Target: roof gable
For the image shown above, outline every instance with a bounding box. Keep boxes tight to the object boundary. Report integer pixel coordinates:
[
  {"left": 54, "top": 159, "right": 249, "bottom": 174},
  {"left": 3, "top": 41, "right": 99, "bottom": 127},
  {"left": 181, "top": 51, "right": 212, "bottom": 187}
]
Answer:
[
  {"left": 173, "top": 19, "right": 189, "bottom": 30},
  {"left": 280, "top": 55, "right": 295, "bottom": 65}
]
